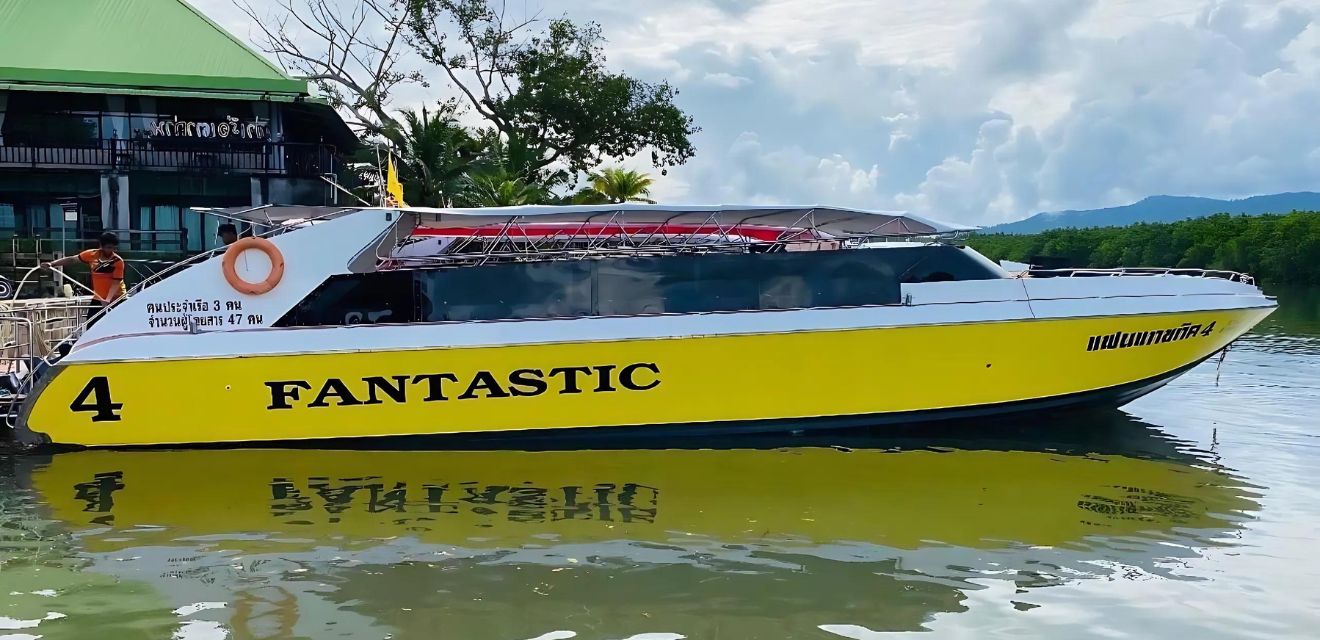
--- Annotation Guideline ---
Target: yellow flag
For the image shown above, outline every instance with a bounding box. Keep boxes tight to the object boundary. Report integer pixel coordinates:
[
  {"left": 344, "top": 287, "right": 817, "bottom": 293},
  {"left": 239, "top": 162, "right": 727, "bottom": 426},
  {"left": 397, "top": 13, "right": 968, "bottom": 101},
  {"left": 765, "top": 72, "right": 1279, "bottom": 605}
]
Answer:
[{"left": 385, "top": 154, "right": 407, "bottom": 207}]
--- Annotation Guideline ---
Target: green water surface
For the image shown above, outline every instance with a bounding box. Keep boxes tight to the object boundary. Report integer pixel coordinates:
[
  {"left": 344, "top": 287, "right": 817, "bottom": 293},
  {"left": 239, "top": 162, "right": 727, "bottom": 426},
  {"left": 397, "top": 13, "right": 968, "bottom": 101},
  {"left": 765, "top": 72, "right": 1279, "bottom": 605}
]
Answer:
[{"left": 2, "top": 287, "right": 1318, "bottom": 639}]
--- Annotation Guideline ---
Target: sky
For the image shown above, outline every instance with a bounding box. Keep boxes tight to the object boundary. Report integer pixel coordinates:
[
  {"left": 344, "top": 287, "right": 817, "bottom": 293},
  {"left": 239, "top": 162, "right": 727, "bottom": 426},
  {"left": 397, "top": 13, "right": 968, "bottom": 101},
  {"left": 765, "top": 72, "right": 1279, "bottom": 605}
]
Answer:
[{"left": 200, "top": 0, "right": 1320, "bottom": 225}]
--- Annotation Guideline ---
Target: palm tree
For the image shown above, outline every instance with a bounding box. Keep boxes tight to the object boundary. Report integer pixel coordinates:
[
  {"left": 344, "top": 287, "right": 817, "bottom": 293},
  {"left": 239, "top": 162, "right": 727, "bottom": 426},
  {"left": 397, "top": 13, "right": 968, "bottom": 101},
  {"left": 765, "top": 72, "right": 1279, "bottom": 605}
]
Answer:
[
  {"left": 569, "top": 186, "right": 610, "bottom": 205},
  {"left": 461, "top": 168, "right": 552, "bottom": 207},
  {"left": 384, "top": 104, "right": 479, "bottom": 207},
  {"left": 474, "top": 131, "right": 573, "bottom": 195},
  {"left": 585, "top": 168, "right": 657, "bottom": 204}
]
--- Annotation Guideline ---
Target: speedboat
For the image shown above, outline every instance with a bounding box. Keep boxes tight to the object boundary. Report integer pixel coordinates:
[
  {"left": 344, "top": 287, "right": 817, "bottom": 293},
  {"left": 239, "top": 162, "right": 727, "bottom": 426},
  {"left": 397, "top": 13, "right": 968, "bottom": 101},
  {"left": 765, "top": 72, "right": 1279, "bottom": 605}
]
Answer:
[{"left": 9, "top": 204, "right": 1276, "bottom": 448}]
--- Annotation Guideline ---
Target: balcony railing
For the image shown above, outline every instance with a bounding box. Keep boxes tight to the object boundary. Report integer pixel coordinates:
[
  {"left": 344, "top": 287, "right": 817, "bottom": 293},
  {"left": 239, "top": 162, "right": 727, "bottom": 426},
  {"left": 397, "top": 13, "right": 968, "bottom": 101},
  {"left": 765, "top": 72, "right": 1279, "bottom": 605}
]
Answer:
[{"left": 0, "top": 139, "right": 337, "bottom": 177}]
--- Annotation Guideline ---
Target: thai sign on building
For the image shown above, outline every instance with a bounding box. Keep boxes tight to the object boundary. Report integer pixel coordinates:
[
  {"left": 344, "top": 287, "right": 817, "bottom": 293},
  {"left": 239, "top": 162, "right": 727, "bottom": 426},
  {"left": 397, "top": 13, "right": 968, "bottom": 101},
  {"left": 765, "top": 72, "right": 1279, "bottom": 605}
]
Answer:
[{"left": 149, "top": 116, "right": 270, "bottom": 140}]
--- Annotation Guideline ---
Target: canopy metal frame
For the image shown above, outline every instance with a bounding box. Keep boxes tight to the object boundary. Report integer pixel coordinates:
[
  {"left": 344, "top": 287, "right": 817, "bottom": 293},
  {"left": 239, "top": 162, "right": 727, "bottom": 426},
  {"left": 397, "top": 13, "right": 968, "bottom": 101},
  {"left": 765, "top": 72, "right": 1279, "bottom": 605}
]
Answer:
[{"left": 183, "top": 204, "right": 972, "bottom": 270}]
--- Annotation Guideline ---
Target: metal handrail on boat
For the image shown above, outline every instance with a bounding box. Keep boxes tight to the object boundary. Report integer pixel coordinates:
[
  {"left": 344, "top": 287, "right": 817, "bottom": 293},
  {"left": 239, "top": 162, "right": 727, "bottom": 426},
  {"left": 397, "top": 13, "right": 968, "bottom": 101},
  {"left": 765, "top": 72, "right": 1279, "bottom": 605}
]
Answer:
[
  {"left": 388, "top": 240, "right": 765, "bottom": 269},
  {"left": 0, "top": 221, "right": 254, "bottom": 425},
  {"left": 1022, "top": 267, "right": 1255, "bottom": 285},
  {"left": 125, "top": 205, "right": 355, "bottom": 299}
]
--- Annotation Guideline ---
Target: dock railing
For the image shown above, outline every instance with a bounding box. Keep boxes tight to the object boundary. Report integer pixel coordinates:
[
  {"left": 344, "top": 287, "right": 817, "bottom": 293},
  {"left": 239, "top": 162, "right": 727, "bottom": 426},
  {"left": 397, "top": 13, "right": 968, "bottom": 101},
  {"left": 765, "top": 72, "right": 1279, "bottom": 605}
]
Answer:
[{"left": 1, "top": 297, "right": 99, "bottom": 422}]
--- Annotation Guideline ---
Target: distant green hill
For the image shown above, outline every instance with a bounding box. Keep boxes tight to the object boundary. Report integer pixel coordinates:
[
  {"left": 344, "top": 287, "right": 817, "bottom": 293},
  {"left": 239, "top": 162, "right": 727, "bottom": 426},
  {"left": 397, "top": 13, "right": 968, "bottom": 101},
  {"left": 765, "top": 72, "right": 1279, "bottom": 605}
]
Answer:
[
  {"left": 968, "top": 211, "right": 1320, "bottom": 285},
  {"left": 987, "top": 192, "right": 1320, "bottom": 234}
]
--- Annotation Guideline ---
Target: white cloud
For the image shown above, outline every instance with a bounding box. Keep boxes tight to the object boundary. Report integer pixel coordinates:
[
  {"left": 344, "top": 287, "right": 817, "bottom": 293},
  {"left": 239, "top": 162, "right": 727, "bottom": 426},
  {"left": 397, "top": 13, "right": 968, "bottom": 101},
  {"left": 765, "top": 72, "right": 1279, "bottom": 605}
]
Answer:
[
  {"left": 895, "top": 118, "right": 1046, "bottom": 224},
  {"left": 642, "top": 0, "right": 1320, "bottom": 223},
  {"left": 206, "top": 0, "right": 1320, "bottom": 224},
  {"left": 682, "top": 132, "right": 882, "bottom": 207},
  {"left": 701, "top": 72, "right": 752, "bottom": 88},
  {"left": 1033, "top": 1, "right": 1320, "bottom": 211}
]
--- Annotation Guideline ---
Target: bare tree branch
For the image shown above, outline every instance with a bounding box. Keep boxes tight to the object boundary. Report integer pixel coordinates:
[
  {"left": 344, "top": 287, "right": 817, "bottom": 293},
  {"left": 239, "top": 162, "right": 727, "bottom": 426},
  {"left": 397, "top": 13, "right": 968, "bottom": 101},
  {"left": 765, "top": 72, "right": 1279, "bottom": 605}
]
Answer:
[
  {"left": 405, "top": 0, "right": 542, "bottom": 133},
  {"left": 235, "top": 0, "right": 415, "bottom": 137}
]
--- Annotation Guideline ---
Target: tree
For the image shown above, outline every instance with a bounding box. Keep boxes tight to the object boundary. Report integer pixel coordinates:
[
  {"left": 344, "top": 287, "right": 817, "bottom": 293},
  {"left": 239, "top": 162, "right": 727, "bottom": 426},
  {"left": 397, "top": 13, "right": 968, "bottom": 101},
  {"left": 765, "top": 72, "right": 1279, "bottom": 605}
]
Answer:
[
  {"left": 966, "top": 211, "right": 1320, "bottom": 284},
  {"left": 583, "top": 168, "right": 656, "bottom": 204},
  {"left": 473, "top": 130, "right": 573, "bottom": 194},
  {"left": 385, "top": 103, "right": 480, "bottom": 207},
  {"left": 461, "top": 168, "right": 551, "bottom": 207},
  {"left": 237, "top": 0, "right": 419, "bottom": 136},
  {"left": 569, "top": 187, "right": 610, "bottom": 205},
  {"left": 405, "top": 1, "right": 698, "bottom": 174},
  {"left": 242, "top": 0, "right": 699, "bottom": 205}
]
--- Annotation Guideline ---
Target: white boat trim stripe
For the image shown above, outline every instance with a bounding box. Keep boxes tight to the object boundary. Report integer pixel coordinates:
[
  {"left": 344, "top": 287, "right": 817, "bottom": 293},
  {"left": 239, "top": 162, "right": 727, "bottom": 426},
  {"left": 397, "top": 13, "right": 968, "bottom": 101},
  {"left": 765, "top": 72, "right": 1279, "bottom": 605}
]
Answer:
[{"left": 65, "top": 293, "right": 1274, "bottom": 364}]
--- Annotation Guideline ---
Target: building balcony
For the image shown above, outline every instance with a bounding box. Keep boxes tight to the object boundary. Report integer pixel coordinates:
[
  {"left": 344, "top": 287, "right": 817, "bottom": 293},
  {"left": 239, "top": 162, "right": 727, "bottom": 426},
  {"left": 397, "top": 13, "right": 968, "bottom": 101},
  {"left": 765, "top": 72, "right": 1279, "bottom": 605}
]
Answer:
[{"left": 0, "top": 139, "right": 337, "bottom": 178}]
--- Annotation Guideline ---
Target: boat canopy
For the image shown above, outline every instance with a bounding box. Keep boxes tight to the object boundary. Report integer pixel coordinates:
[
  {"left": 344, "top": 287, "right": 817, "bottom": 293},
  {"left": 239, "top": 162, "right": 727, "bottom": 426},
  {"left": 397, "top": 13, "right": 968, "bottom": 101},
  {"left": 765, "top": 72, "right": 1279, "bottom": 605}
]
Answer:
[
  {"left": 408, "top": 204, "right": 973, "bottom": 237},
  {"left": 194, "top": 204, "right": 975, "bottom": 237}
]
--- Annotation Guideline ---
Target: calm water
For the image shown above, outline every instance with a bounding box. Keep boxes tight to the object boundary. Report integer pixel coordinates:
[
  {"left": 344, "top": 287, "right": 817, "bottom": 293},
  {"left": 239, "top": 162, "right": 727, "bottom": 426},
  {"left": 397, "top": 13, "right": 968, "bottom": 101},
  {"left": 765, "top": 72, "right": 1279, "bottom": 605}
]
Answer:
[{"left": 3, "top": 288, "right": 1319, "bottom": 639}]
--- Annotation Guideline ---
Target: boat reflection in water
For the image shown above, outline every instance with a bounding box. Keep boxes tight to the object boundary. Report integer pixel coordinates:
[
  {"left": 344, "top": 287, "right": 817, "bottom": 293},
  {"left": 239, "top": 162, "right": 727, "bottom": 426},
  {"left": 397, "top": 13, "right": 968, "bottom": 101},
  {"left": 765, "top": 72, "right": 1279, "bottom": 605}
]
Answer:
[{"left": 8, "top": 413, "right": 1258, "bottom": 639}]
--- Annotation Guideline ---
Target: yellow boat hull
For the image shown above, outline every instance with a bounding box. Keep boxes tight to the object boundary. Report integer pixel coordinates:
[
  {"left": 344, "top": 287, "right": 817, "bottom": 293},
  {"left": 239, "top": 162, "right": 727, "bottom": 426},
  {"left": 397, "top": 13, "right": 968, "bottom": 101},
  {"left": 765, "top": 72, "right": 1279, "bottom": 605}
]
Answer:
[{"left": 17, "top": 306, "right": 1272, "bottom": 447}]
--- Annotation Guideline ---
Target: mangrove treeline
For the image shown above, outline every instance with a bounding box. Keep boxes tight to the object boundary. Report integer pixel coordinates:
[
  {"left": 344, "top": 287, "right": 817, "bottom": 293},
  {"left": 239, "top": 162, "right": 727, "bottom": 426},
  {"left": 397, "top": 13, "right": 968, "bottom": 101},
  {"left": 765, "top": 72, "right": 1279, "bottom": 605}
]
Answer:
[{"left": 967, "top": 211, "right": 1320, "bottom": 284}]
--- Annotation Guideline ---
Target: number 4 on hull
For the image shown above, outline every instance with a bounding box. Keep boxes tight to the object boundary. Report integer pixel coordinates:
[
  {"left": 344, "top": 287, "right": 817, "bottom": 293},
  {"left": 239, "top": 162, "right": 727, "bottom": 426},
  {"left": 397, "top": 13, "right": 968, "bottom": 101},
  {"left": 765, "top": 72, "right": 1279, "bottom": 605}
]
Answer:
[{"left": 70, "top": 376, "right": 123, "bottom": 422}]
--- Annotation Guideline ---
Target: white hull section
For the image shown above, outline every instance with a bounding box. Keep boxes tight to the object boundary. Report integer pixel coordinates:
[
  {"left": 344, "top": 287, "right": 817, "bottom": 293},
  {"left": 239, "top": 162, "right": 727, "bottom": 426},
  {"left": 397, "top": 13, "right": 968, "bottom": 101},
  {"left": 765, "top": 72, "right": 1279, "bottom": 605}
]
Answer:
[{"left": 68, "top": 275, "right": 1272, "bottom": 364}]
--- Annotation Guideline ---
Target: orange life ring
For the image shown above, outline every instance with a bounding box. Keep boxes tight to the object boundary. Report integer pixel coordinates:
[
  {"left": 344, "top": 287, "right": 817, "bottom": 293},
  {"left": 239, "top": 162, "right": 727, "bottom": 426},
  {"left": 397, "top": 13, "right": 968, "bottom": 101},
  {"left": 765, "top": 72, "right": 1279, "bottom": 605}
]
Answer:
[{"left": 222, "top": 237, "right": 285, "bottom": 295}]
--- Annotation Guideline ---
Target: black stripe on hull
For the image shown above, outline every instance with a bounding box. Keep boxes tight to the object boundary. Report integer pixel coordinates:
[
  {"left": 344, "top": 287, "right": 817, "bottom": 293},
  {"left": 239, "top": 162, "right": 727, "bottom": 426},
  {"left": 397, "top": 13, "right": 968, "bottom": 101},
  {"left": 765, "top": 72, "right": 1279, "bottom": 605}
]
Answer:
[{"left": 6, "top": 353, "right": 1214, "bottom": 452}]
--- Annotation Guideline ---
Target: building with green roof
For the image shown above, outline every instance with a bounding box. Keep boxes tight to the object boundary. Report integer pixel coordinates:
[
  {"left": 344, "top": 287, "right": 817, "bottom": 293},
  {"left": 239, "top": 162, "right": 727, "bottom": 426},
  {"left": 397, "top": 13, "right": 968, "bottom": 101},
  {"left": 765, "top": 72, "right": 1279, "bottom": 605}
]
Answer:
[{"left": 0, "top": 0, "right": 355, "bottom": 257}]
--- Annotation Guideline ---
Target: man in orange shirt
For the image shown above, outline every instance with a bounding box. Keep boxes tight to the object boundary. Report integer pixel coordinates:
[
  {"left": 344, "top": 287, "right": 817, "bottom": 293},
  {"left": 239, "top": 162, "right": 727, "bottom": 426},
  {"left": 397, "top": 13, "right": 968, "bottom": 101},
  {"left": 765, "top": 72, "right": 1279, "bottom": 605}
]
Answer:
[{"left": 42, "top": 232, "right": 127, "bottom": 320}]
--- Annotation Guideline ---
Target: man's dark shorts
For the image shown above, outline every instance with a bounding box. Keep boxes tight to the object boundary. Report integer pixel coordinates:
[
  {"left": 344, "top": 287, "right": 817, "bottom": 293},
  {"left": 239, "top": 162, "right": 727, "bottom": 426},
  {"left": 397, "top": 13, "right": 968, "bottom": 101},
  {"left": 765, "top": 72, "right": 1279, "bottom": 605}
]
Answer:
[{"left": 85, "top": 302, "right": 108, "bottom": 326}]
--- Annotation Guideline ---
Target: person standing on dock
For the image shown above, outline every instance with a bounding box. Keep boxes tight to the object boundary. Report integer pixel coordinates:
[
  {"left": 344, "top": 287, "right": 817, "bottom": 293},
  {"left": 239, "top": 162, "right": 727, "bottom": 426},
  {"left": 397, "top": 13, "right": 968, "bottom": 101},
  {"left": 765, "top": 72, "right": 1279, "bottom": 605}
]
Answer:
[{"left": 41, "top": 232, "right": 127, "bottom": 320}]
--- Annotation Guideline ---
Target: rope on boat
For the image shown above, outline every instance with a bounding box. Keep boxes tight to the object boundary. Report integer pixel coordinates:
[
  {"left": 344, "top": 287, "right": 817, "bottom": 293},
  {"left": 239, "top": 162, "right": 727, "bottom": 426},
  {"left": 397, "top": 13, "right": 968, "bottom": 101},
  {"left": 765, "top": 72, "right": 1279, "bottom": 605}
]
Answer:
[
  {"left": 14, "top": 266, "right": 45, "bottom": 299},
  {"left": 1215, "top": 345, "right": 1231, "bottom": 387}
]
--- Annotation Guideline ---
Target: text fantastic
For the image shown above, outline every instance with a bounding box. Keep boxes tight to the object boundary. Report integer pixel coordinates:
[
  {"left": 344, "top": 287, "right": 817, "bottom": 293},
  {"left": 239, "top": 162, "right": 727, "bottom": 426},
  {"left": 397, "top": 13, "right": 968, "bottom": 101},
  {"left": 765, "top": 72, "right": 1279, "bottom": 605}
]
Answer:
[{"left": 265, "top": 363, "right": 661, "bottom": 410}]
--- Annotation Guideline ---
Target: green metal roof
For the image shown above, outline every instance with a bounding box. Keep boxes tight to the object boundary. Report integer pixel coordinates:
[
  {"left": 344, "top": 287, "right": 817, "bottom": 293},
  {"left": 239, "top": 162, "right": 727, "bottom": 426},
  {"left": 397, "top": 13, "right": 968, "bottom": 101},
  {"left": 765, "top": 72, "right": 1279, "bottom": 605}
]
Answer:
[{"left": 0, "top": 0, "right": 308, "bottom": 96}]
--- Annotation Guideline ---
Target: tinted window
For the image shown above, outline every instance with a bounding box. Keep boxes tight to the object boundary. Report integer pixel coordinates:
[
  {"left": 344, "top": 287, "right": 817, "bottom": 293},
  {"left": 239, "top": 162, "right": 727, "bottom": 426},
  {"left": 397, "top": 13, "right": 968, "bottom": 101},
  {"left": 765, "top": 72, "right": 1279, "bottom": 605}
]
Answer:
[
  {"left": 276, "top": 245, "right": 1000, "bottom": 327},
  {"left": 420, "top": 260, "right": 594, "bottom": 321},
  {"left": 278, "top": 270, "right": 415, "bottom": 327},
  {"left": 596, "top": 255, "right": 760, "bottom": 316}
]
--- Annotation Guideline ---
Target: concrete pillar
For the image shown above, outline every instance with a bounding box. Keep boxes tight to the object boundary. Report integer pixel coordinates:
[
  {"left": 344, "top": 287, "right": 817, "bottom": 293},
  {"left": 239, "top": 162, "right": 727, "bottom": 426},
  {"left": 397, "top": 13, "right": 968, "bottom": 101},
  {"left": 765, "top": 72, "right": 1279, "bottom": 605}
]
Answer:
[
  {"left": 250, "top": 176, "right": 264, "bottom": 206},
  {"left": 116, "top": 175, "right": 130, "bottom": 230}
]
